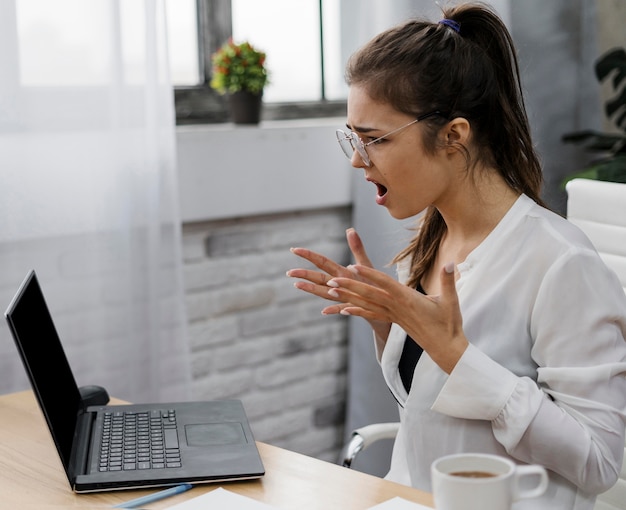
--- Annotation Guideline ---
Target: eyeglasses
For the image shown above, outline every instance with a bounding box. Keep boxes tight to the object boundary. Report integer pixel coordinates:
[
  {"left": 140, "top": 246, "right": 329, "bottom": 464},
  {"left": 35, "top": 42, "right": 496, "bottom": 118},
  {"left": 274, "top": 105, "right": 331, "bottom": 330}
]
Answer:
[{"left": 335, "top": 111, "right": 442, "bottom": 167}]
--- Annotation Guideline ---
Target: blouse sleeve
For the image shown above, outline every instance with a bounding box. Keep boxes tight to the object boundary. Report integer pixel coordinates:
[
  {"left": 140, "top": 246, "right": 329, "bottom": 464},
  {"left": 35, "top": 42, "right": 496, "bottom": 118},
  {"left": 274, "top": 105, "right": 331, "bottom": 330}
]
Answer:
[{"left": 432, "top": 247, "right": 626, "bottom": 495}]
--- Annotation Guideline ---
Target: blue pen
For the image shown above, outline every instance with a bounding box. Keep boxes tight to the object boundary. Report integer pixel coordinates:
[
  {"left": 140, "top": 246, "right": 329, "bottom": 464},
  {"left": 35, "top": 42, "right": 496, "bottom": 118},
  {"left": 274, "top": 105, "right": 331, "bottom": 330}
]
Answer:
[{"left": 113, "top": 483, "right": 193, "bottom": 508}]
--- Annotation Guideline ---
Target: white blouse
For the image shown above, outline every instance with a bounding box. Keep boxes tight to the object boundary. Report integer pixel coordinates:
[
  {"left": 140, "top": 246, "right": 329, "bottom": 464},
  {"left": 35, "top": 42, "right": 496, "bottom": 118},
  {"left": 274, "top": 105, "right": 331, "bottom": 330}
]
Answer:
[{"left": 376, "top": 194, "right": 626, "bottom": 510}]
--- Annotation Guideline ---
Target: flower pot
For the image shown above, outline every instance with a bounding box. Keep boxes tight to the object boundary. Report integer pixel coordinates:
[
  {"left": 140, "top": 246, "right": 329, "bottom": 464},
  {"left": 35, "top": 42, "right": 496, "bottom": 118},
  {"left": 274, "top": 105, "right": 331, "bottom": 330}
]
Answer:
[{"left": 228, "top": 90, "right": 263, "bottom": 125}]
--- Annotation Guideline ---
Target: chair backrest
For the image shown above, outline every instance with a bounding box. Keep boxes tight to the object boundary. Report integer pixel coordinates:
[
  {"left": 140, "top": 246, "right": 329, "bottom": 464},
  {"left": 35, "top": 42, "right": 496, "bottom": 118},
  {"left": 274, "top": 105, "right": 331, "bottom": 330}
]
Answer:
[
  {"left": 566, "top": 178, "right": 626, "bottom": 294},
  {"left": 566, "top": 178, "right": 626, "bottom": 509}
]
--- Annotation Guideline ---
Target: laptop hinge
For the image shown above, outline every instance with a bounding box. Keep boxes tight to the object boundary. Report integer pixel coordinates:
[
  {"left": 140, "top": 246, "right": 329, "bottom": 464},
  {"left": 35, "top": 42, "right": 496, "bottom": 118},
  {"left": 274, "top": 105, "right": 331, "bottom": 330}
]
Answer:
[{"left": 69, "top": 410, "right": 96, "bottom": 479}]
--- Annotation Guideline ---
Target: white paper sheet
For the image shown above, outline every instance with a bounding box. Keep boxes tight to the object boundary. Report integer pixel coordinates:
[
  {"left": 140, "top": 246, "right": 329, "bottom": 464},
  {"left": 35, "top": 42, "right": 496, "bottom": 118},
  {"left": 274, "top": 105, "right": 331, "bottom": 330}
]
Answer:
[
  {"left": 163, "top": 488, "right": 433, "bottom": 510},
  {"left": 164, "top": 487, "right": 278, "bottom": 509},
  {"left": 367, "top": 496, "right": 434, "bottom": 510}
]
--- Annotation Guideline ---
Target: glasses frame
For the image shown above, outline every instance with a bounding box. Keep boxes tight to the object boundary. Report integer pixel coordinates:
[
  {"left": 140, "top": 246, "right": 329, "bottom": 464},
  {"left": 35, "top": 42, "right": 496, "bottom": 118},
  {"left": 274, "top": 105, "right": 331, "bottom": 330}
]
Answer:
[{"left": 336, "top": 111, "right": 443, "bottom": 167}]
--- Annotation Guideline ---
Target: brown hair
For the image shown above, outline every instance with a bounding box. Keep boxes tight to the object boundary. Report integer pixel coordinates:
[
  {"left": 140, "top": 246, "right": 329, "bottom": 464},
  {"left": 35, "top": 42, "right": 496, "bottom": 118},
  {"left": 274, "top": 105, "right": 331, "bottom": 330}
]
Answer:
[{"left": 345, "top": 2, "right": 545, "bottom": 288}]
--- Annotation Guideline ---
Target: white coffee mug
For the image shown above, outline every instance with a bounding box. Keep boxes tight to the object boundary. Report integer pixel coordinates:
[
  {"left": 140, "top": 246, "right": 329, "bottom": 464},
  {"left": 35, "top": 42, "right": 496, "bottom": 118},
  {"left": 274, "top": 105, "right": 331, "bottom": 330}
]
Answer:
[{"left": 431, "top": 453, "right": 548, "bottom": 510}]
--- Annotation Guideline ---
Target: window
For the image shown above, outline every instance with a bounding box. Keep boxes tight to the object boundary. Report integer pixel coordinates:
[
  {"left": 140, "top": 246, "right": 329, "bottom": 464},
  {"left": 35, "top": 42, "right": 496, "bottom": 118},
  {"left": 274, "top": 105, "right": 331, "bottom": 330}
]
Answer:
[
  {"left": 170, "top": 0, "right": 347, "bottom": 124},
  {"left": 166, "top": 0, "right": 200, "bottom": 85}
]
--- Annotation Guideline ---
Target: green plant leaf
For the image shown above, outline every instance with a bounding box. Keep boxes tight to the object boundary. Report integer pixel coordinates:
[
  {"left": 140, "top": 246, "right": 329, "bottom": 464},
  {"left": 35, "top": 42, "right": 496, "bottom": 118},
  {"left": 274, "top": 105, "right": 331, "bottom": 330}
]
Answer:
[
  {"left": 560, "top": 156, "right": 626, "bottom": 189},
  {"left": 562, "top": 130, "right": 626, "bottom": 152},
  {"left": 595, "top": 47, "right": 626, "bottom": 87},
  {"left": 561, "top": 168, "right": 599, "bottom": 189},
  {"left": 597, "top": 155, "right": 626, "bottom": 183},
  {"left": 595, "top": 48, "right": 626, "bottom": 133},
  {"left": 561, "top": 47, "right": 626, "bottom": 185},
  {"left": 606, "top": 86, "right": 626, "bottom": 130}
]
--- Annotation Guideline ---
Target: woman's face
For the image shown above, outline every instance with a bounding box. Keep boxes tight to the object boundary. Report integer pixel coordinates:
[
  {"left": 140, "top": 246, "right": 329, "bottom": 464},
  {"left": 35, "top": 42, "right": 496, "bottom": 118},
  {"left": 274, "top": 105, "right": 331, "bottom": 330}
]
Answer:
[{"left": 346, "top": 85, "right": 453, "bottom": 219}]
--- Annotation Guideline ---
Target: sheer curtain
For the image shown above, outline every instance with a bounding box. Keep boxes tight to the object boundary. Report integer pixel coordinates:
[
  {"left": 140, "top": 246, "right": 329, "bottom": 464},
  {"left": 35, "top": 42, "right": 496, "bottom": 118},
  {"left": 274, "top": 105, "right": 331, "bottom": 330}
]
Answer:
[{"left": 0, "top": 0, "right": 191, "bottom": 403}]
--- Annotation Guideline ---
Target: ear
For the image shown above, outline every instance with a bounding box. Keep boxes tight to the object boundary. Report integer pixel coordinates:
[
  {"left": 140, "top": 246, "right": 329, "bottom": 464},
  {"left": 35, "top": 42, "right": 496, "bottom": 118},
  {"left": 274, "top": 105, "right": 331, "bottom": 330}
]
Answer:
[{"left": 442, "top": 117, "right": 471, "bottom": 152}]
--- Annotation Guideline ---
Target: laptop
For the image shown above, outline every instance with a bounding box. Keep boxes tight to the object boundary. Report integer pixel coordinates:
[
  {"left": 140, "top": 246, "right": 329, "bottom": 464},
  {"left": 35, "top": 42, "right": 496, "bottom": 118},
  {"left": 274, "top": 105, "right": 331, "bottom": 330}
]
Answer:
[{"left": 4, "top": 269, "right": 265, "bottom": 493}]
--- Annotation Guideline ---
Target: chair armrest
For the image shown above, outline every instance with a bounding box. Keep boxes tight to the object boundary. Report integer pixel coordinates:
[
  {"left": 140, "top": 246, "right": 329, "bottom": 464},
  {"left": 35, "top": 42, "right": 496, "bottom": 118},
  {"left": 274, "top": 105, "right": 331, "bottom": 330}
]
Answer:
[{"left": 339, "top": 422, "right": 400, "bottom": 468}]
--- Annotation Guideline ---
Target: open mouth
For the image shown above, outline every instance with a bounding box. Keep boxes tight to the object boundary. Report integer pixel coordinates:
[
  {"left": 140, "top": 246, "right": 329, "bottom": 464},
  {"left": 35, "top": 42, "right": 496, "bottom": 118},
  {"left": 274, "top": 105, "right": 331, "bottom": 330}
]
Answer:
[{"left": 373, "top": 181, "right": 388, "bottom": 198}]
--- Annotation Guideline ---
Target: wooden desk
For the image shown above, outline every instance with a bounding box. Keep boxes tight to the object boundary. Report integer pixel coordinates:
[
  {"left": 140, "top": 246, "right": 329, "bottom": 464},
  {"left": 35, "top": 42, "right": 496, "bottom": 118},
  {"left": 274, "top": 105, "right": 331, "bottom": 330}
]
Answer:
[{"left": 0, "top": 391, "right": 433, "bottom": 509}]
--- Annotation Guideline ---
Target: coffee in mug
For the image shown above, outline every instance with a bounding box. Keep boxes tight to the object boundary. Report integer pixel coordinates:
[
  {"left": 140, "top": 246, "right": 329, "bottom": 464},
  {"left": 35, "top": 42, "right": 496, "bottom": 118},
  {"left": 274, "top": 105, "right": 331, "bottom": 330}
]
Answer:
[
  {"left": 431, "top": 453, "right": 548, "bottom": 510},
  {"left": 450, "top": 470, "right": 497, "bottom": 478}
]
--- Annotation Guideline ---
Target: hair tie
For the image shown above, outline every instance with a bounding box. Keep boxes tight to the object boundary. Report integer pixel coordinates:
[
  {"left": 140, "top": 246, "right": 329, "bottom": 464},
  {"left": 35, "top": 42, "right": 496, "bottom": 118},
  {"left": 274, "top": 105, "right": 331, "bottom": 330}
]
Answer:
[{"left": 438, "top": 19, "right": 461, "bottom": 34}]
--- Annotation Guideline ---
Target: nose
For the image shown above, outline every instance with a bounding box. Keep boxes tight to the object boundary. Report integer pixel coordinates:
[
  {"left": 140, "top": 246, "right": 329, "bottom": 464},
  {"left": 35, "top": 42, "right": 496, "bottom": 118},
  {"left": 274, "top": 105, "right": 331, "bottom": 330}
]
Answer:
[{"left": 351, "top": 149, "right": 369, "bottom": 169}]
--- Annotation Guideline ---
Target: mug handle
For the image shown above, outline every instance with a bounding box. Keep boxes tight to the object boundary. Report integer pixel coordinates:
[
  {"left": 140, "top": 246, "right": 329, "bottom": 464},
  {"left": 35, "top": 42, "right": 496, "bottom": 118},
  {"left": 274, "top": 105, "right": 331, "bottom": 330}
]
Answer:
[{"left": 514, "top": 464, "right": 549, "bottom": 500}]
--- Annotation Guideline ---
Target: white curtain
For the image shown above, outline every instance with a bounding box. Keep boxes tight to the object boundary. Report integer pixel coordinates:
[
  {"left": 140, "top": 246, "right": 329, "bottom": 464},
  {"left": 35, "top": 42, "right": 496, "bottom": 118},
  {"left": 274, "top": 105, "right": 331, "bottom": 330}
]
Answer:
[{"left": 0, "top": 0, "right": 191, "bottom": 403}]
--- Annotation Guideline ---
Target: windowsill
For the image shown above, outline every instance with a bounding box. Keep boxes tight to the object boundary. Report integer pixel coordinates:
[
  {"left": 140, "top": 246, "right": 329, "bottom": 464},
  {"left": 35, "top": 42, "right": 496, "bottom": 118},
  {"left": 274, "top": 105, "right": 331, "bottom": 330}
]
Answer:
[{"left": 176, "top": 118, "right": 353, "bottom": 223}]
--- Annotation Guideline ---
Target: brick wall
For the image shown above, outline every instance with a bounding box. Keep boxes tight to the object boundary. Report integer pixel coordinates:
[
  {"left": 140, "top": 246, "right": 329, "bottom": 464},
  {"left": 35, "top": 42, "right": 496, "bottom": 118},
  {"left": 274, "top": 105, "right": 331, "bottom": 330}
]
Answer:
[
  {"left": 181, "top": 206, "right": 353, "bottom": 462},
  {"left": 0, "top": 204, "right": 353, "bottom": 463}
]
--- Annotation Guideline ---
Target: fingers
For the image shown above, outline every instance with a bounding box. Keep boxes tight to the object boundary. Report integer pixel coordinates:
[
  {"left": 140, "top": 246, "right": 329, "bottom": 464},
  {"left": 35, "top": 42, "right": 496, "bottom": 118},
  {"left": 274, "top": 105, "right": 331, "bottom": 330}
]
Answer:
[
  {"left": 290, "top": 227, "right": 371, "bottom": 278},
  {"left": 321, "top": 302, "right": 350, "bottom": 316},
  {"left": 288, "top": 235, "right": 367, "bottom": 292},
  {"left": 346, "top": 228, "right": 374, "bottom": 268},
  {"left": 287, "top": 248, "right": 354, "bottom": 308},
  {"left": 291, "top": 277, "right": 350, "bottom": 309},
  {"left": 332, "top": 263, "right": 395, "bottom": 290},
  {"left": 289, "top": 247, "right": 346, "bottom": 277},
  {"left": 440, "top": 261, "right": 459, "bottom": 307},
  {"left": 324, "top": 262, "right": 460, "bottom": 326},
  {"left": 288, "top": 232, "right": 376, "bottom": 316},
  {"left": 286, "top": 268, "right": 333, "bottom": 287},
  {"left": 326, "top": 268, "right": 398, "bottom": 322}
]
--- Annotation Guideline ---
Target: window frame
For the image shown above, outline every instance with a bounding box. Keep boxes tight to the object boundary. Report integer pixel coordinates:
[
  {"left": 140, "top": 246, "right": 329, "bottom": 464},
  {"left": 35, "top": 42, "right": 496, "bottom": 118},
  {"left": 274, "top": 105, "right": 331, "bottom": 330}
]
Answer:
[{"left": 174, "top": 0, "right": 346, "bottom": 125}]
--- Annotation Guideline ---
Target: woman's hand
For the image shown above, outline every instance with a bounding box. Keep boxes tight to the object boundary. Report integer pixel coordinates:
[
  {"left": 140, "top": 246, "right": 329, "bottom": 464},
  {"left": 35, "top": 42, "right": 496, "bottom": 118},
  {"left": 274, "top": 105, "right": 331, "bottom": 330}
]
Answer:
[
  {"left": 287, "top": 228, "right": 391, "bottom": 338},
  {"left": 327, "top": 261, "right": 468, "bottom": 374},
  {"left": 288, "top": 228, "right": 468, "bottom": 372}
]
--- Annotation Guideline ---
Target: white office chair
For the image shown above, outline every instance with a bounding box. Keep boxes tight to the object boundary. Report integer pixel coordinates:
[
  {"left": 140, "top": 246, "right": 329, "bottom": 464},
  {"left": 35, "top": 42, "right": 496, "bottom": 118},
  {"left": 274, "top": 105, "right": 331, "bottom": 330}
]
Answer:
[
  {"left": 340, "top": 179, "right": 626, "bottom": 509},
  {"left": 566, "top": 178, "right": 626, "bottom": 509},
  {"left": 340, "top": 422, "right": 400, "bottom": 468},
  {"left": 566, "top": 178, "right": 626, "bottom": 294}
]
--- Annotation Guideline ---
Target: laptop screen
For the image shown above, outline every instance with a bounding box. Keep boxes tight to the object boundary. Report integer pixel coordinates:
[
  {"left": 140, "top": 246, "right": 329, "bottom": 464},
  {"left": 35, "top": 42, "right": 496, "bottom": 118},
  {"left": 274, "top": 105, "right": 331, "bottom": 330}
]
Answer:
[{"left": 5, "top": 270, "right": 83, "bottom": 472}]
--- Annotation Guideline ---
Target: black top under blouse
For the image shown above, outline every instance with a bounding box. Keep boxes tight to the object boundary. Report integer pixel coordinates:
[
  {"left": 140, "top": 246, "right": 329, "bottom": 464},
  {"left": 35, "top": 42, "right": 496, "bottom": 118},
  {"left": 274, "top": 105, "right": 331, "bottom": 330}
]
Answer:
[{"left": 398, "top": 283, "right": 425, "bottom": 393}]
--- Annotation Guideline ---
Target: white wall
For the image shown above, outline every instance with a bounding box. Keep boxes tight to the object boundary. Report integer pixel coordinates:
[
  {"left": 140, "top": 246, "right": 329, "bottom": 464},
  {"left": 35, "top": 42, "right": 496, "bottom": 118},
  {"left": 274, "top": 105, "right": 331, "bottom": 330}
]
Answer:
[{"left": 176, "top": 119, "right": 352, "bottom": 223}]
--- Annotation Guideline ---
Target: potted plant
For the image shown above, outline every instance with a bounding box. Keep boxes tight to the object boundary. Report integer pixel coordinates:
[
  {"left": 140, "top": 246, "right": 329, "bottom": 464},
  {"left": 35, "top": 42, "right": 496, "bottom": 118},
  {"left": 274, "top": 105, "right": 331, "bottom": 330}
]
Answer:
[
  {"left": 210, "top": 39, "right": 269, "bottom": 125},
  {"left": 562, "top": 47, "right": 626, "bottom": 185}
]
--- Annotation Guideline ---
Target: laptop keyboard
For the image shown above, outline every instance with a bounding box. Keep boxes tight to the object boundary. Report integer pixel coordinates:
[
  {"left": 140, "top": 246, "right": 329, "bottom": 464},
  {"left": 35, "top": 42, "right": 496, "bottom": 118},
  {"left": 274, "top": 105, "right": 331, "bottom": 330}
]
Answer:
[{"left": 98, "top": 409, "right": 182, "bottom": 472}]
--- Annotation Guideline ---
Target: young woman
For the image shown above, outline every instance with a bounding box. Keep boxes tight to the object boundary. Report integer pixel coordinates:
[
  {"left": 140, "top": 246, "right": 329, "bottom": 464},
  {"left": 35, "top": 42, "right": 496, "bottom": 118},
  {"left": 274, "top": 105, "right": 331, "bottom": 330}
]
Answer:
[{"left": 287, "top": 3, "right": 626, "bottom": 509}]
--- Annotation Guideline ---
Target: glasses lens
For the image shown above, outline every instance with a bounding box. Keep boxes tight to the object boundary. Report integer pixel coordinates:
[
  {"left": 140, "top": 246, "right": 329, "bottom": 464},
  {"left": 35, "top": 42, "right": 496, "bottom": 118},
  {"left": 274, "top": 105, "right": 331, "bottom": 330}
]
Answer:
[
  {"left": 335, "top": 130, "right": 371, "bottom": 166},
  {"left": 336, "top": 130, "right": 354, "bottom": 159}
]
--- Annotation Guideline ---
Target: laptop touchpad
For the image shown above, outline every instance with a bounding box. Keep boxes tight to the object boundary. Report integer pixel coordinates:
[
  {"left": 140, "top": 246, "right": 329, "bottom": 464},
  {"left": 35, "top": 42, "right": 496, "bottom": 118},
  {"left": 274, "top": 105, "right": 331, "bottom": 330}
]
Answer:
[{"left": 185, "top": 423, "right": 247, "bottom": 446}]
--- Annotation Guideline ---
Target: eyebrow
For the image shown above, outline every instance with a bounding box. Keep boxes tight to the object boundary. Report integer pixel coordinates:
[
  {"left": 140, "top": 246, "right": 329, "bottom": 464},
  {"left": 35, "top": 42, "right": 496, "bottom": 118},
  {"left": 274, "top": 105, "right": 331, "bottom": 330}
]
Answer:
[{"left": 346, "top": 123, "right": 378, "bottom": 134}]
